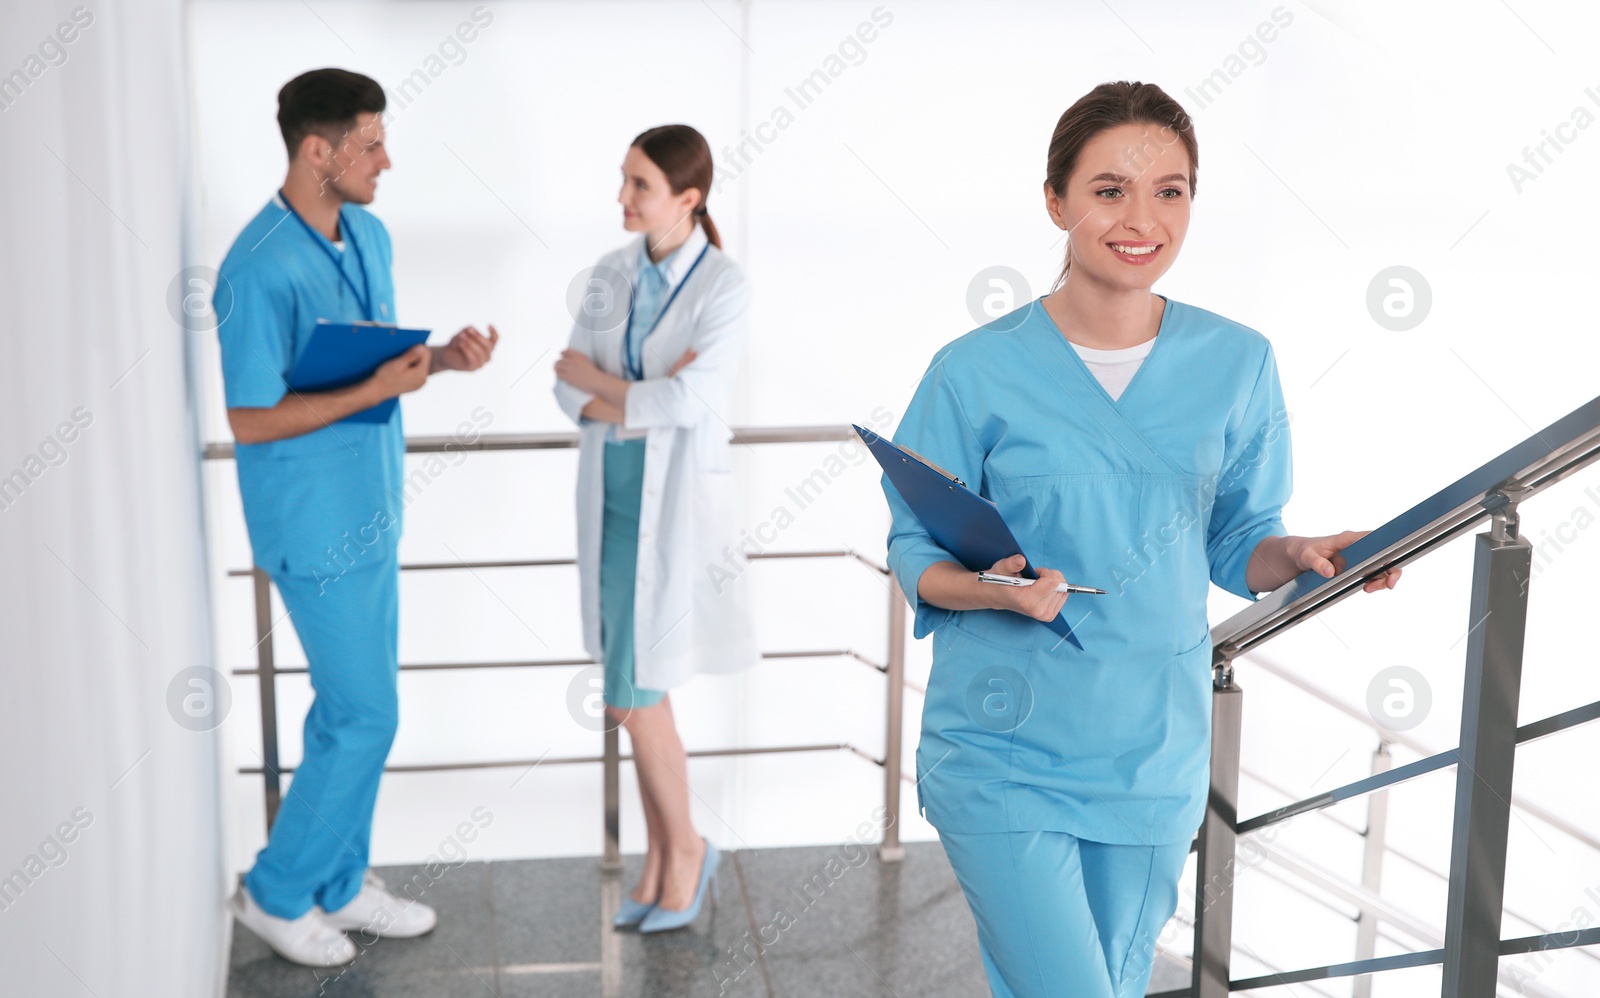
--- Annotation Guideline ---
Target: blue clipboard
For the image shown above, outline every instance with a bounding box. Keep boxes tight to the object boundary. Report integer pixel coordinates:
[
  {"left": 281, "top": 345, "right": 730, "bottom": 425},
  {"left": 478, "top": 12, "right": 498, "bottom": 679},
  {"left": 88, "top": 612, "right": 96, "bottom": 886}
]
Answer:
[
  {"left": 288, "top": 320, "right": 431, "bottom": 424},
  {"left": 857, "top": 423, "right": 1084, "bottom": 650}
]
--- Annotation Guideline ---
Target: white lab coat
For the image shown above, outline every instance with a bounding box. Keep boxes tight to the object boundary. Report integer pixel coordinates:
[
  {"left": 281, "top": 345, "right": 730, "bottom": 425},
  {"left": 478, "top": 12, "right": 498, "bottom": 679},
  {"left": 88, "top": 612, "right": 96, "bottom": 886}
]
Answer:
[{"left": 552, "top": 221, "right": 760, "bottom": 691}]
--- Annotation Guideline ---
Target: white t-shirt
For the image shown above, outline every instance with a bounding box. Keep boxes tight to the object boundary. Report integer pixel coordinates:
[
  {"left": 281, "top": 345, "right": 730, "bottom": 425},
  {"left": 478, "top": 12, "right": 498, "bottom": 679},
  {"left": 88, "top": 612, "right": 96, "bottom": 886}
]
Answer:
[{"left": 1070, "top": 337, "right": 1155, "bottom": 401}]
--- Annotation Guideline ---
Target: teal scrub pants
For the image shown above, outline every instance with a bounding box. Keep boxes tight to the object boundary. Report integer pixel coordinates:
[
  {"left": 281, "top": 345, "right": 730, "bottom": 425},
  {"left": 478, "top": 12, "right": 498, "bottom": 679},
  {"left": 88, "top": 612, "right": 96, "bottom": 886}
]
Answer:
[
  {"left": 938, "top": 829, "right": 1190, "bottom": 998},
  {"left": 600, "top": 438, "right": 666, "bottom": 710},
  {"left": 244, "top": 550, "right": 401, "bottom": 919}
]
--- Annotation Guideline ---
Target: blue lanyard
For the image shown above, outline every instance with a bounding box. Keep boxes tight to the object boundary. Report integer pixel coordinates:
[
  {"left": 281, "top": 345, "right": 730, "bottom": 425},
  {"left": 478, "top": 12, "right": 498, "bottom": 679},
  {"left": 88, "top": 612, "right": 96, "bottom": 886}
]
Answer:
[
  {"left": 278, "top": 189, "right": 373, "bottom": 320},
  {"left": 623, "top": 242, "right": 709, "bottom": 381}
]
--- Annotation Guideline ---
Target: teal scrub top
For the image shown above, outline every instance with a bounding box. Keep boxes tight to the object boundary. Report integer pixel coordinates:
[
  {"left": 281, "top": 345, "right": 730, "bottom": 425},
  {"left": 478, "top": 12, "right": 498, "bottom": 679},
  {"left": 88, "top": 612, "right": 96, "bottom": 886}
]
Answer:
[
  {"left": 608, "top": 239, "right": 682, "bottom": 445},
  {"left": 626, "top": 238, "right": 682, "bottom": 374},
  {"left": 885, "top": 295, "right": 1292, "bottom": 845},
  {"left": 215, "top": 196, "right": 405, "bottom": 579}
]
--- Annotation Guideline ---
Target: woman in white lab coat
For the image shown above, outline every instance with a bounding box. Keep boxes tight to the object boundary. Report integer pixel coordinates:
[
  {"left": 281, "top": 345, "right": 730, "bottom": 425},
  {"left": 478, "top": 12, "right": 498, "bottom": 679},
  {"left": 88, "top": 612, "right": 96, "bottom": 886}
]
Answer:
[{"left": 553, "top": 124, "right": 758, "bottom": 934}]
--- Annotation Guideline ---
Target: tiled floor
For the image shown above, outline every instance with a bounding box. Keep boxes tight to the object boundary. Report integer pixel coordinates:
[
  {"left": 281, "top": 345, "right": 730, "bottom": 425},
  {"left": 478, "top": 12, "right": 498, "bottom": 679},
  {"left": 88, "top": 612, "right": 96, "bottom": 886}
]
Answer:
[{"left": 228, "top": 842, "right": 1190, "bottom": 997}]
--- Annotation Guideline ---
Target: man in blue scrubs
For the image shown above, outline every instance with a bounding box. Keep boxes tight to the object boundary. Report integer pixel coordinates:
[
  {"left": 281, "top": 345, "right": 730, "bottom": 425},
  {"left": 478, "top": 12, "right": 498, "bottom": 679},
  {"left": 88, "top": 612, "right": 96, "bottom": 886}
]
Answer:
[{"left": 215, "top": 68, "right": 498, "bottom": 967}]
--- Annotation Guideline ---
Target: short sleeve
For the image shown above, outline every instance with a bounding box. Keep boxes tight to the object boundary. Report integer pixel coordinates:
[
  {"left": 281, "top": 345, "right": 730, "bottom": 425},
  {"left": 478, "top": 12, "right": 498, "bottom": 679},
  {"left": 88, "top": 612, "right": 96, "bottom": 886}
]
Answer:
[
  {"left": 1206, "top": 341, "right": 1293, "bottom": 600},
  {"left": 215, "top": 264, "right": 294, "bottom": 410},
  {"left": 883, "top": 349, "right": 988, "bottom": 639}
]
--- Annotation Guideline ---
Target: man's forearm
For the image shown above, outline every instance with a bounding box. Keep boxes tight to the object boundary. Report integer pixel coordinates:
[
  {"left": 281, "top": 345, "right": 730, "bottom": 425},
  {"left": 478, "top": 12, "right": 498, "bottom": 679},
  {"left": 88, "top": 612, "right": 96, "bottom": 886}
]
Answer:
[{"left": 228, "top": 380, "right": 384, "bottom": 444}]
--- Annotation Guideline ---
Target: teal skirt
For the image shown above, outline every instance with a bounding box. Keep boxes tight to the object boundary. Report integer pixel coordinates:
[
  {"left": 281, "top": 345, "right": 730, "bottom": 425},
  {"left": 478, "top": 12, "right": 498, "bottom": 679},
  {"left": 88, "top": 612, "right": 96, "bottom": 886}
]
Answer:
[{"left": 599, "top": 438, "right": 666, "bottom": 709}]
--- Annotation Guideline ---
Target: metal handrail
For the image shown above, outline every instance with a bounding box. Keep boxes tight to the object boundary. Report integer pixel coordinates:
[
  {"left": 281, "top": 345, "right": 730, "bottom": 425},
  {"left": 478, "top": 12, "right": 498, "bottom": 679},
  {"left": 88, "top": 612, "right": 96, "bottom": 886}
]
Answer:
[
  {"left": 202, "top": 424, "right": 910, "bottom": 867},
  {"left": 1184, "top": 390, "right": 1600, "bottom": 998},
  {"left": 1207, "top": 393, "right": 1600, "bottom": 665},
  {"left": 199, "top": 424, "right": 862, "bottom": 462}
]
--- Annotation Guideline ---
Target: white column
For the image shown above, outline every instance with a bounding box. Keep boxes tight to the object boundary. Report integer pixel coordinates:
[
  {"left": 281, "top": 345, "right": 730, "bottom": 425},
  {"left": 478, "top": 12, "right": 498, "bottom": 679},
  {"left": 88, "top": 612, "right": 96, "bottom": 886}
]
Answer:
[{"left": 0, "top": 1, "right": 228, "bottom": 995}]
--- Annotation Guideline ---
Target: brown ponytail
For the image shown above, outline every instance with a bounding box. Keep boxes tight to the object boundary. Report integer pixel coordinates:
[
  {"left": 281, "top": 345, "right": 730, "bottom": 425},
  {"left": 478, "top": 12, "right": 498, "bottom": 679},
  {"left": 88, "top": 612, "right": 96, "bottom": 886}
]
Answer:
[
  {"left": 632, "top": 124, "right": 721, "bottom": 249},
  {"left": 1044, "top": 81, "right": 1197, "bottom": 291}
]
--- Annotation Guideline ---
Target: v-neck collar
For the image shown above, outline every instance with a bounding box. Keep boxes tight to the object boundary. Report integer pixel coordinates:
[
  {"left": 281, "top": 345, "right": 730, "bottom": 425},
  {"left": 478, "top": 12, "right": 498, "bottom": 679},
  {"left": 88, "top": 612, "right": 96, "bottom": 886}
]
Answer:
[{"left": 1034, "top": 293, "right": 1175, "bottom": 411}]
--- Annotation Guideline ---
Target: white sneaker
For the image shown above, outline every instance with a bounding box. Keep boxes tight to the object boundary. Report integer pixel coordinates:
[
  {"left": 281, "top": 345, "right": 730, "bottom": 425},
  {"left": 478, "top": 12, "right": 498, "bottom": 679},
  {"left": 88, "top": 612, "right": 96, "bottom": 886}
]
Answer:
[
  {"left": 231, "top": 884, "right": 356, "bottom": 967},
  {"left": 320, "top": 870, "right": 437, "bottom": 938}
]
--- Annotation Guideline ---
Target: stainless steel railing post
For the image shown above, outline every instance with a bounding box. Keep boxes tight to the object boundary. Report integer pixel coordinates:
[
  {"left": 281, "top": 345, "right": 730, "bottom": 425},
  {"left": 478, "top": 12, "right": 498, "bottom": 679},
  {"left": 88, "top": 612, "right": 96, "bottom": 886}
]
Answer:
[
  {"left": 602, "top": 725, "right": 622, "bottom": 873},
  {"left": 1441, "top": 505, "right": 1532, "bottom": 997},
  {"left": 1193, "top": 659, "right": 1243, "bottom": 998},
  {"left": 252, "top": 568, "right": 283, "bottom": 832},
  {"left": 880, "top": 575, "right": 907, "bottom": 863},
  {"left": 1353, "top": 740, "right": 1392, "bottom": 998}
]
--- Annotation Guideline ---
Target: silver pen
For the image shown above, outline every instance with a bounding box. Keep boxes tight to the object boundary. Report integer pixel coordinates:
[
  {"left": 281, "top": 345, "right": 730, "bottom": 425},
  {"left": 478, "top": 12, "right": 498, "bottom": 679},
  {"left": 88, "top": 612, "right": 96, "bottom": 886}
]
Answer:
[{"left": 977, "top": 571, "right": 1106, "bottom": 595}]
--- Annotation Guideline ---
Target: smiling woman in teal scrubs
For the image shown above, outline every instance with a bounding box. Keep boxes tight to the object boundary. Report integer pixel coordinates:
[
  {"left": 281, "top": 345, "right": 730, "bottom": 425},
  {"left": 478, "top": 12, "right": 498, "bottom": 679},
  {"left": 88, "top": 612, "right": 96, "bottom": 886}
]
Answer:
[{"left": 883, "top": 81, "right": 1402, "bottom": 998}]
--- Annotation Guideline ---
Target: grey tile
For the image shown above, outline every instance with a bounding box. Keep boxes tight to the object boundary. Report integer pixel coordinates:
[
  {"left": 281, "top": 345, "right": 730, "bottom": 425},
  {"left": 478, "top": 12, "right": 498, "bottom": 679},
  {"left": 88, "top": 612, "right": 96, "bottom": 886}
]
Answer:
[
  {"left": 490, "top": 854, "right": 603, "bottom": 967},
  {"left": 493, "top": 969, "right": 603, "bottom": 998},
  {"left": 738, "top": 841, "right": 987, "bottom": 997},
  {"left": 227, "top": 943, "right": 349, "bottom": 998},
  {"left": 311, "top": 967, "right": 506, "bottom": 998},
  {"left": 228, "top": 842, "right": 1037, "bottom": 998}
]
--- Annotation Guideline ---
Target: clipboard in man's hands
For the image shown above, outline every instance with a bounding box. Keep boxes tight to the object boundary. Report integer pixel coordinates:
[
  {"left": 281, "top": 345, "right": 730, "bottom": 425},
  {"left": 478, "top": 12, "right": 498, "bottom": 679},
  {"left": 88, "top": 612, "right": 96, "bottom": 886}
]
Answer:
[
  {"left": 856, "top": 423, "right": 1084, "bottom": 650},
  {"left": 288, "top": 320, "right": 431, "bottom": 424}
]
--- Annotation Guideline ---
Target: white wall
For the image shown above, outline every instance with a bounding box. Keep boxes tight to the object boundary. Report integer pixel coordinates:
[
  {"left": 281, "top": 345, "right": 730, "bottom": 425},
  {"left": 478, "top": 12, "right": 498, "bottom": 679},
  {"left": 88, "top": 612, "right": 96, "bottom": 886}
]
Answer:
[
  {"left": 0, "top": 1, "right": 228, "bottom": 995},
  {"left": 185, "top": 2, "right": 1600, "bottom": 995}
]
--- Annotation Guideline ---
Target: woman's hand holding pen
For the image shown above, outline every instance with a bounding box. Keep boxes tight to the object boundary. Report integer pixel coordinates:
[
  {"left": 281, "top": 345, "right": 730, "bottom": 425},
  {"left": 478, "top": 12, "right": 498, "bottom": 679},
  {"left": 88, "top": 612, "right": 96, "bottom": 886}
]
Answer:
[
  {"left": 914, "top": 555, "right": 1070, "bottom": 617},
  {"left": 985, "top": 554, "right": 1069, "bottom": 622}
]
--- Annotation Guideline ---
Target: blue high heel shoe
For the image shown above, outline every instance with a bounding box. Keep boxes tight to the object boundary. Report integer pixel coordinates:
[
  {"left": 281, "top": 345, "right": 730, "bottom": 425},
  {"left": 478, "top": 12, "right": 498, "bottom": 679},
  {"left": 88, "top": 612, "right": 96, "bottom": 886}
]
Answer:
[
  {"left": 612, "top": 894, "right": 657, "bottom": 928},
  {"left": 639, "top": 839, "right": 720, "bottom": 934}
]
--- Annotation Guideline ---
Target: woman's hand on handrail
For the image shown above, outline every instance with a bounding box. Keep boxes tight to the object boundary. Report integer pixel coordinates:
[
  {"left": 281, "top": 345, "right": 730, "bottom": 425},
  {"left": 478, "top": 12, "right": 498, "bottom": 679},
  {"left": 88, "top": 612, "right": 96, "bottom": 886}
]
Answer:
[{"left": 1274, "top": 530, "right": 1402, "bottom": 594}]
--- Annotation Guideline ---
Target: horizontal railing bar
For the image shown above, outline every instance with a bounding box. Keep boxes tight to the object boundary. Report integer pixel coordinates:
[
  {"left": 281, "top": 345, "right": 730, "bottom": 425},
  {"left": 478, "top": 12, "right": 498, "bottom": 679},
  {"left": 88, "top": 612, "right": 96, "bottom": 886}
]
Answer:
[
  {"left": 1224, "top": 925, "right": 1600, "bottom": 991},
  {"left": 225, "top": 547, "right": 889, "bottom": 579},
  {"left": 845, "top": 745, "right": 884, "bottom": 767},
  {"left": 1517, "top": 697, "right": 1600, "bottom": 746},
  {"left": 1243, "top": 765, "right": 1366, "bottom": 840},
  {"left": 1235, "top": 751, "right": 1458, "bottom": 835},
  {"left": 239, "top": 741, "right": 865, "bottom": 776},
  {"left": 202, "top": 425, "right": 862, "bottom": 462},
  {"left": 231, "top": 648, "right": 889, "bottom": 678},
  {"left": 749, "top": 548, "right": 891, "bottom": 575},
  {"left": 1210, "top": 392, "right": 1600, "bottom": 660},
  {"left": 1500, "top": 924, "right": 1600, "bottom": 955},
  {"left": 761, "top": 649, "right": 886, "bottom": 670},
  {"left": 232, "top": 658, "right": 592, "bottom": 676},
  {"left": 1245, "top": 652, "right": 1600, "bottom": 854},
  {"left": 1230, "top": 949, "right": 1444, "bottom": 990}
]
